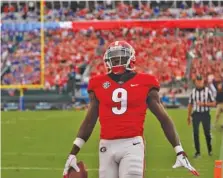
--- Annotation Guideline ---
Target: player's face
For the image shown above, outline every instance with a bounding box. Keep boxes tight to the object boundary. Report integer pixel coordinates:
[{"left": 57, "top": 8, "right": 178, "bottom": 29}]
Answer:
[
  {"left": 110, "top": 56, "right": 128, "bottom": 67},
  {"left": 108, "top": 47, "right": 130, "bottom": 66},
  {"left": 217, "top": 83, "right": 222, "bottom": 91},
  {"left": 111, "top": 57, "right": 120, "bottom": 66}
]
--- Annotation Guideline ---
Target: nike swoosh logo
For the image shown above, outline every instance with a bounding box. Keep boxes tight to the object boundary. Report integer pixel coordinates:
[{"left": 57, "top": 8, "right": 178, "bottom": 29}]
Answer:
[
  {"left": 130, "top": 84, "right": 139, "bottom": 87},
  {"left": 133, "top": 142, "right": 141, "bottom": 145}
]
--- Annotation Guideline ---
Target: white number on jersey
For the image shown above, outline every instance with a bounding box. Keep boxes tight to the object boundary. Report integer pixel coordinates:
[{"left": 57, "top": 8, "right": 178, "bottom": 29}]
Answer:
[{"left": 112, "top": 88, "right": 127, "bottom": 115}]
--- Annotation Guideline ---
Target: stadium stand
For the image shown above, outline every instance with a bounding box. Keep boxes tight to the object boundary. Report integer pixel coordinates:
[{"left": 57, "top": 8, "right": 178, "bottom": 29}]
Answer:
[
  {"left": 1, "top": 1, "right": 222, "bottom": 21},
  {"left": 1, "top": 1, "right": 223, "bottom": 109},
  {"left": 1, "top": 27, "right": 222, "bottom": 89}
]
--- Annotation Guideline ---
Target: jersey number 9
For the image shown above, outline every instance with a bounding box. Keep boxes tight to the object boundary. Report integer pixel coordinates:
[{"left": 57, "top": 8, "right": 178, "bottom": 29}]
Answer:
[{"left": 112, "top": 88, "right": 127, "bottom": 115}]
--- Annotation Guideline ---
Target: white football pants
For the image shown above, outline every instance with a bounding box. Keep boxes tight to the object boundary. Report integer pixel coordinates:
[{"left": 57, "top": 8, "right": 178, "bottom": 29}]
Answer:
[{"left": 99, "top": 136, "right": 145, "bottom": 178}]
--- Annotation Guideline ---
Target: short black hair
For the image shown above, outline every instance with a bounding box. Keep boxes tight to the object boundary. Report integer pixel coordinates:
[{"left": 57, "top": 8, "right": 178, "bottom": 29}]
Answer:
[{"left": 196, "top": 75, "right": 203, "bottom": 81}]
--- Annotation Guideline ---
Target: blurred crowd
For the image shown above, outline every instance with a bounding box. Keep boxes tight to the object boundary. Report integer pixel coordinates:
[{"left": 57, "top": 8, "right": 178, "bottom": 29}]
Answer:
[
  {"left": 1, "top": 1, "right": 222, "bottom": 22},
  {"left": 1, "top": 30, "right": 41, "bottom": 85},
  {"left": 1, "top": 27, "right": 222, "bottom": 91},
  {"left": 190, "top": 33, "right": 223, "bottom": 86},
  {"left": 1, "top": 1, "right": 223, "bottom": 93}
]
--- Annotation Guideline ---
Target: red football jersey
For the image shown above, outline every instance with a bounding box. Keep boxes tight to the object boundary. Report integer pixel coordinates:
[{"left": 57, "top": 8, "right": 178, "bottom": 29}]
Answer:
[{"left": 88, "top": 73, "right": 160, "bottom": 139}]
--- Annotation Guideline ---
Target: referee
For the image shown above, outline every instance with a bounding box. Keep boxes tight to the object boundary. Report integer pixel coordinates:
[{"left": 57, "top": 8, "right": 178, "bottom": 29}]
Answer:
[
  {"left": 215, "top": 82, "right": 223, "bottom": 128},
  {"left": 187, "top": 75, "right": 216, "bottom": 158}
]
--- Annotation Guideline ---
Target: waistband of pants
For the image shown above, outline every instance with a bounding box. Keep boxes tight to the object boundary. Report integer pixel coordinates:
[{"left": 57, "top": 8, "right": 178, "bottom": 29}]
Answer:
[
  {"left": 100, "top": 136, "right": 143, "bottom": 145},
  {"left": 192, "top": 111, "right": 210, "bottom": 115}
]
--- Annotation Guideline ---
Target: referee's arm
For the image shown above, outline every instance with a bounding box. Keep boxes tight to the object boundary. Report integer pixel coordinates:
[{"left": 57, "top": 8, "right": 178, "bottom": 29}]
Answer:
[{"left": 187, "top": 93, "right": 193, "bottom": 125}]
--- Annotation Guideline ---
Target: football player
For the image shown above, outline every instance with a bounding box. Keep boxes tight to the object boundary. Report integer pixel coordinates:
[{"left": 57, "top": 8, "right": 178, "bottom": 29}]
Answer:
[{"left": 63, "top": 41, "right": 199, "bottom": 178}]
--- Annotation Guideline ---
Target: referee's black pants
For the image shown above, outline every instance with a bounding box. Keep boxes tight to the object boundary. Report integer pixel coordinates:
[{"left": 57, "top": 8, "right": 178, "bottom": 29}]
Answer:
[{"left": 192, "top": 112, "right": 212, "bottom": 154}]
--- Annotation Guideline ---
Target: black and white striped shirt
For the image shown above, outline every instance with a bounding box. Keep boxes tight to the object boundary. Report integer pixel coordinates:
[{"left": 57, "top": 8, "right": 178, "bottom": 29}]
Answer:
[{"left": 189, "top": 87, "right": 215, "bottom": 113}]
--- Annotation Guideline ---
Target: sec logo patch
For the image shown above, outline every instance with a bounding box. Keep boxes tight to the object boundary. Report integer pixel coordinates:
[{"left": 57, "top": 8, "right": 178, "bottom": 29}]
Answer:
[{"left": 103, "top": 81, "right": 111, "bottom": 89}]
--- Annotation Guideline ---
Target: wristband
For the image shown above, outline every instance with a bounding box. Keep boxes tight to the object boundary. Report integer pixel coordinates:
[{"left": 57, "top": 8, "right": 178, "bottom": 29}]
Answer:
[
  {"left": 174, "top": 145, "right": 184, "bottom": 154},
  {"left": 73, "top": 138, "right": 85, "bottom": 148}
]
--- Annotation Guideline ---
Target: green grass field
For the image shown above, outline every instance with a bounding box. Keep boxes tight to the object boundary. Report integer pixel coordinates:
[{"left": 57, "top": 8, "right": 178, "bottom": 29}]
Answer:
[{"left": 1, "top": 110, "right": 223, "bottom": 178}]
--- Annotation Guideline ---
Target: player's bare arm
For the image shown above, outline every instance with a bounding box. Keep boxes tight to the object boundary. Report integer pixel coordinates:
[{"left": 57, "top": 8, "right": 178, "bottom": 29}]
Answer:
[
  {"left": 70, "top": 91, "right": 99, "bottom": 155},
  {"left": 147, "top": 89, "right": 180, "bottom": 147},
  {"left": 63, "top": 92, "right": 99, "bottom": 176},
  {"left": 147, "top": 89, "right": 199, "bottom": 176},
  {"left": 197, "top": 101, "right": 216, "bottom": 107},
  {"left": 187, "top": 104, "right": 193, "bottom": 125}
]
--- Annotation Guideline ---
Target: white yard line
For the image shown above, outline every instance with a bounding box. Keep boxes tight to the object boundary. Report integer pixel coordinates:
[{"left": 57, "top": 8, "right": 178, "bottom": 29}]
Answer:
[
  {"left": 18, "top": 115, "right": 58, "bottom": 121},
  {"left": 0, "top": 167, "right": 208, "bottom": 172},
  {"left": 220, "top": 131, "right": 223, "bottom": 177},
  {"left": 0, "top": 167, "right": 96, "bottom": 171},
  {"left": 220, "top": 131, "right": 223, "bottom": 160},
  {"left": 2, "top": 152, "right": 97, "bottom": 156}
]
